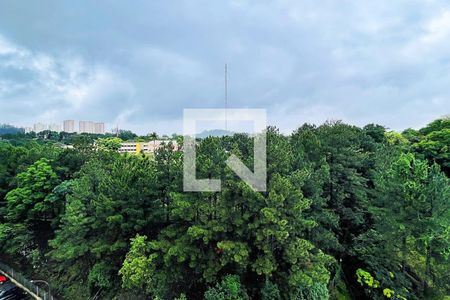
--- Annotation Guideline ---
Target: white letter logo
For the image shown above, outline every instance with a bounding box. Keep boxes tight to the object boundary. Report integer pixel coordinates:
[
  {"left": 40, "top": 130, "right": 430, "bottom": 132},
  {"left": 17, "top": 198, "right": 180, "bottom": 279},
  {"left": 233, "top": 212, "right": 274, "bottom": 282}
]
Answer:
[{"left": 183, "top": 109, "right": 266, "bottom": 192}]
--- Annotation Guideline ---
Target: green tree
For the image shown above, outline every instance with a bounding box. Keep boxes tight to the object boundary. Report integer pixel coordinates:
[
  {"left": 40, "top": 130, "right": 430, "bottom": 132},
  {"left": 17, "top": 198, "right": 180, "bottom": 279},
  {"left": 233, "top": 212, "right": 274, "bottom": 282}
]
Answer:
[
  {"left": 5, "top": 158, "right": 59, "bottom": 222},
  {"left": 0, "top": 158, "right": 59, "bottom": 261},
  {"left": 97, "top": 137, "right": 123, "bottom": 151},
  {"left": 49, "top": 153, "right": 158, "bottom": 295},
  {"left": 204, "top": 275, "right": 249, "bottom": 300}
]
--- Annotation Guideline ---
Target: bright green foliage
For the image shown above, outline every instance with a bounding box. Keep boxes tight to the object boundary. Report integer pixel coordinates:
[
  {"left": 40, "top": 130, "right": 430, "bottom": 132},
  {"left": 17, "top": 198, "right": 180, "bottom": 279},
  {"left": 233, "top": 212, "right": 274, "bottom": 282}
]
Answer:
[
  {"left": 354, "top": 149, "right": 450, "bottom": 299},
  {"left": 418, "top": 118, "right": 450, "bottom": 135},
  {"left": 383, "top": 288, "right": 394, "bottom": 298},
  {"left": 5, "top": 158, "right": 59, "bottom": 221},
  {"left": 0, "top": 119, "right": 449, "bottom": 299},
  {"left": 96, "top": 137, "right": 123, "bottom": 151},
  {"left": 49, "top": 194, "right": 91, "bottom": 260},
  {"left": 419, "top": 163, "right": 450, "bottom": 293},
  {"left": 49, "top": 153, "right": 159, "bottom": 292},
  {"left": 204, "top": 275, "right": 249, "bottom": 300},
  {"left": 174, "top": 294, "right": 187, "bottom": 300},
  {"left": 411, "top": 118, "right": 450, "bottom": 175},
  {"left": 356, "top": 268, "right": 408, "bottom": 300},
  {"left": 0, "top": 158, "right": 59, "bottom": 259},
  {"left": 120, "top": 235, "right": 156, "bottom": 290},
  {"left": 357, "top": 268, "right": 380, "bottom": 288},
  {"left": 385, "top": 131, "right": 410, "bottom": 147},
  {"left": 88, "top": 262, "right": 113, "bottom": 289}
]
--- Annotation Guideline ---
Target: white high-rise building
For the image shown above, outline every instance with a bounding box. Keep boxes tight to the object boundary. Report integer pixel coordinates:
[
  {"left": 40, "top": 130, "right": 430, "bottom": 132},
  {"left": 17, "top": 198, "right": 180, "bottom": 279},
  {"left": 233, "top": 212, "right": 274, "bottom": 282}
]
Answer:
[
  {"left": 79, "top": 121, "right": 95, "bottom": 133},
  {"left": 49, "top": 123, "right": 61, "bottom": 132},
  {"left": 33, "top": 123, "right": 47, "bottom": 133},
  {"left": 94, "top": 122, "right": 105, "bottom": 134},
  {"left": 63, "top": 120, "right": 76, "bottom": 133},
  {"left": 63, "top": 120, "right": 105, "bottom": 134}
]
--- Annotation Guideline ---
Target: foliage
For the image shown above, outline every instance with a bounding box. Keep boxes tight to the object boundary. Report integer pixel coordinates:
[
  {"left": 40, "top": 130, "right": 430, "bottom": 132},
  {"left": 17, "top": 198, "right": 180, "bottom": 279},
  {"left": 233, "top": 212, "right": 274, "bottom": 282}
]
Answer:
[
  {"left": 204, "top": 275, "right": 248, "bottom": 300},
  {"left": 96, "top": 137, "right": 123, "bottom": 151},
  {"left": 0, "top": 118, "right": 448, "bottom": 299},
  {"left": 356, "top": 268, "right": 407, "bottom": 300},
  {"left": 261, "top": 279, "right": 281, "bottom": 300}
]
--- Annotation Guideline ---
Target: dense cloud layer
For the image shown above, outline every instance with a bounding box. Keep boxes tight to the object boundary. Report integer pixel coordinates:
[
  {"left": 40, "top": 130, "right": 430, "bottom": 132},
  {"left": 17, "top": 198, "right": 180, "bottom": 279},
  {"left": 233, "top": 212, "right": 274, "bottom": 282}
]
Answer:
[{"left": 0, "top": 0, "right": 449, "bottom": 134}]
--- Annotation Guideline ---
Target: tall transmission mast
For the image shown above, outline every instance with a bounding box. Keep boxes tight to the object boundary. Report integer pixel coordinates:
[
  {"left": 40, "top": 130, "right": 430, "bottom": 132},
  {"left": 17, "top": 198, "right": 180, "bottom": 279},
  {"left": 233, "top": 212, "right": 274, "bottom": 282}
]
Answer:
[{"left": 225, "top": 63, "right": 228, "bottom": 131}]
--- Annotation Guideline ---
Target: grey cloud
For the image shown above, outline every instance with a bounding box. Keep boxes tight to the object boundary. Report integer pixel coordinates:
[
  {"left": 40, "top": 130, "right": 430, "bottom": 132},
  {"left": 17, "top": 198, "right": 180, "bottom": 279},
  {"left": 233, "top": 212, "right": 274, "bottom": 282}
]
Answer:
[{"left": 0, "top": 0, "right": 449, "bottom": 134}]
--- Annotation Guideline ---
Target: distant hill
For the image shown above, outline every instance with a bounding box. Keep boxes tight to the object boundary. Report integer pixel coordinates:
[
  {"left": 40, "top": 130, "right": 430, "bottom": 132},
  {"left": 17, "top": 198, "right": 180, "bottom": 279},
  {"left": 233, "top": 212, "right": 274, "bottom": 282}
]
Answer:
[
  {"left": 0, "top": 124, "right": 23, "bottom": 135},
  {"left": 196, "top": 129, "right": 235, "bottom": 138}
]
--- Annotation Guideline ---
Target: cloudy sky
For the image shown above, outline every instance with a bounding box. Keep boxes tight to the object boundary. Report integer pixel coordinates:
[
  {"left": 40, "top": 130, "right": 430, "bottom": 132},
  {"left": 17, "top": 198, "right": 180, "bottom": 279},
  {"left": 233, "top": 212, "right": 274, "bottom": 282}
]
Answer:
[{"left": 0, "top": 0, "right": 449, "bottom": 134}]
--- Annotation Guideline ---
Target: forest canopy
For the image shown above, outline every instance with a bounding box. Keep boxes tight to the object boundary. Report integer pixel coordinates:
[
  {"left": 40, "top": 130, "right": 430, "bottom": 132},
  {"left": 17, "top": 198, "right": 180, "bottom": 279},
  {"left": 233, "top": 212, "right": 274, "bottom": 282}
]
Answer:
[{"left": 0, "top": 118, "right": 449, "bottom": 300}]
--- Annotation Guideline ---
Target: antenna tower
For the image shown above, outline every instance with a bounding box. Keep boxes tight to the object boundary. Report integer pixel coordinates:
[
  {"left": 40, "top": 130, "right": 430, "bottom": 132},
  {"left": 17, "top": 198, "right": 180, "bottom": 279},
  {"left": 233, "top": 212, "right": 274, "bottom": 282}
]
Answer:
[{"left": 225, "top": 63, "right": 228, "bottom": 131}]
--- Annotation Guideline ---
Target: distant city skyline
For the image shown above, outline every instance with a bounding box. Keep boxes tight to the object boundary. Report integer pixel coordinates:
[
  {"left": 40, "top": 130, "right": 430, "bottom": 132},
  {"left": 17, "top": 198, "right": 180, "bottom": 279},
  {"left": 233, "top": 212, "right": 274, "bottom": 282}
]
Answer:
[{"left": 23, "top": 120, "right": 105, "bottom": 134}]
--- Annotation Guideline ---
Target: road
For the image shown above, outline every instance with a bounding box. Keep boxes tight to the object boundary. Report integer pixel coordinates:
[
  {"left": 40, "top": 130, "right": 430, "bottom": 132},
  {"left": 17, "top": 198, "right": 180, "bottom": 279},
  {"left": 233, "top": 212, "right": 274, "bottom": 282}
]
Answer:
[{"left": 0, "top": 262, "right": 54, "bottom": 300}]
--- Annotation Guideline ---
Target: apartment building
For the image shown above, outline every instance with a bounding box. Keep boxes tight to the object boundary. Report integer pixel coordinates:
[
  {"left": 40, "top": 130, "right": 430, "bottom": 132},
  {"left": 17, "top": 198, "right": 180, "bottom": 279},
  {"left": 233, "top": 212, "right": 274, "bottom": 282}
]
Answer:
[
  {"left": 49, "top": 123, "right": 62, "bottom": 132},
  {"left": 33, "top": 123, "right": 47, "bottom": 133},
  {"left": 63, "top": 120, "right": 76, "bottom": 133},
  {"left": 94, "top": 122, "right": 105, "bottom": 134},
  {"left": 79, "top": 121, "right": 95, "bottom": 133}
]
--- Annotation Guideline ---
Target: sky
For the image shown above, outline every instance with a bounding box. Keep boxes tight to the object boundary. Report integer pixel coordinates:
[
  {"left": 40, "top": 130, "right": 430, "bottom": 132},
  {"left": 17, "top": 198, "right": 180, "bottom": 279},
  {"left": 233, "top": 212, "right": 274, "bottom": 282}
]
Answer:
[{"left": 0, "top": 0, "right": 449, "bottom": 134}]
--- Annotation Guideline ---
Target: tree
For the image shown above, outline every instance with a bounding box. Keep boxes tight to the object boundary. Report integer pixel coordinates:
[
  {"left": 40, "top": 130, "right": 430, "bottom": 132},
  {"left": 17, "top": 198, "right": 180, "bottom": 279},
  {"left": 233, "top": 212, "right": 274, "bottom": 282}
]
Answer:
[
  {"left": 1, "top": 118, "right": 449, "bottom": 299},
  {"left": 414, "top": 128, "right": 450, "bottom": 175},
  {"left": 49, "top": 153, "right": 158, "bottom": 295},
  {"left": 355, "top": 152, "right": 450, "bottom": 298},
  {"left": 204, "top": 275, "right": 249, "bottom": 300},
  {"left": 119, "top": 133, "right": 333, "bottom": 299},
  {"left": 290, "top": 124, "right": 341, "bottom": 254},
  {"left": 0, "top": 158, "right": 59, "bottom": 261},
  {"left": 97, "top": 137, "right": 123, "bottom": 151},
  {"left": 417, "top": 164, "right": 450, "bottom": 294},
  {"left": 314, "top": 122, "right": 371, "bottom": 255},
  {"left": 118, "top": 130, "right": 138, "bottom": 141},
  {"left": 5, "top": 158, "right": 59, "bottom": 222}
]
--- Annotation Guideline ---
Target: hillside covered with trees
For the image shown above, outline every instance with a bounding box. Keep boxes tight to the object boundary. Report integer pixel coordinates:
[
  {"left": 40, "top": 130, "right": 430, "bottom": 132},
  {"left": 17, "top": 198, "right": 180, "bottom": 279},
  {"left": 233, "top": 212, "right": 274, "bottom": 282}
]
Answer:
[
  {"left": 0, "top": 118, "right": 449, "bottom": 300},
  {"left": 0, "top": 124, "right": 23, "bottom": 136}
]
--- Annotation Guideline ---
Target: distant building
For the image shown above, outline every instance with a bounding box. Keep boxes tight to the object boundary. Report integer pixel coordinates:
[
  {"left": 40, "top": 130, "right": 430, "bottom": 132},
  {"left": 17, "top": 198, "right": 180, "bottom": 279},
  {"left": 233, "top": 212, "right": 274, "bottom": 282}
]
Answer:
[
  {"left": 33, "top": 123, "right": 47, "bottom": 133},
  {"left": 118, "top": 140, "right": 179, "bottom": 154},
  {"left": 24, "top": 127, "right": 33, "bottom": 133},
  {"left": 64, "top": 120, "right": 104, "bottom": 133},
  {"left": 49, "top": 123, "right": 61, "bottom": 132},
  {"left": 63, "top": 120, "right": 76, "bottom": 133},
  {"left": 94, "top": 122, "right": 105, "bottom": 134},
  {"left": 79, "top": 121, "right": 95, "bottom": 134}
]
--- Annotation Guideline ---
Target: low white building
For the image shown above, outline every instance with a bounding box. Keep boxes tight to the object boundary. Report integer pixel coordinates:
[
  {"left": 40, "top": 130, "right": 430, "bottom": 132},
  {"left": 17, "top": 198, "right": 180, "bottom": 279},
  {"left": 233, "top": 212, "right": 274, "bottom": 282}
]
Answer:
[{"left": 118, "top": 140, "right": 179, "bottom": 154}]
